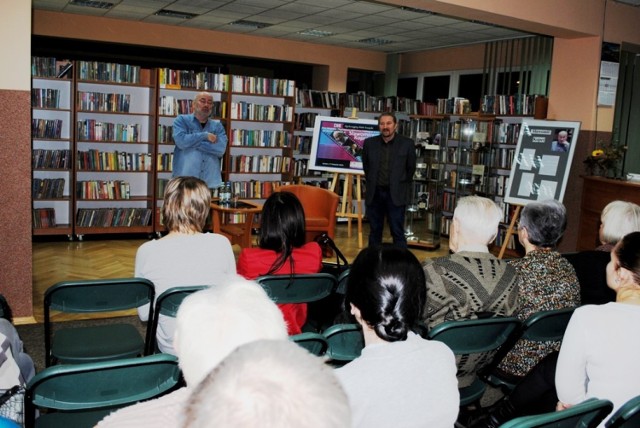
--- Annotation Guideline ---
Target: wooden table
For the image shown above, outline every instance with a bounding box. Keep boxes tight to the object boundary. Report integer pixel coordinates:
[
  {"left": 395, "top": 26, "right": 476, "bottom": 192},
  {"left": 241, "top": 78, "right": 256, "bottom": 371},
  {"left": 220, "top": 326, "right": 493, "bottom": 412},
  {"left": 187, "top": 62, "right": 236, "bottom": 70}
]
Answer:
[{"left": 210, "top": 200, "right": 262, "bottom": 248}]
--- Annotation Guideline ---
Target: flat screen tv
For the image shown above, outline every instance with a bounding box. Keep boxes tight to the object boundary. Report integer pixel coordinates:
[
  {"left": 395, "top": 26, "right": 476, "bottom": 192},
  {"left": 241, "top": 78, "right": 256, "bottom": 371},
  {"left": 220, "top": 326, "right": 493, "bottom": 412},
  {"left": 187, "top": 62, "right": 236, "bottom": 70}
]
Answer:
[{"left": 308, "top": 116, "right": 379, "bottom": 175}]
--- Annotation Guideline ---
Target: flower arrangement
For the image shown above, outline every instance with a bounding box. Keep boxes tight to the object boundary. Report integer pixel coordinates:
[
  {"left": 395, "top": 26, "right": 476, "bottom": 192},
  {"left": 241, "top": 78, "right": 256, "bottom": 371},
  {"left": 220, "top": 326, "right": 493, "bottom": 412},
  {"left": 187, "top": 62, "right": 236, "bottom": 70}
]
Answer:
[{"left": 584, "top": 140, "right": 626, "bottom": 177}]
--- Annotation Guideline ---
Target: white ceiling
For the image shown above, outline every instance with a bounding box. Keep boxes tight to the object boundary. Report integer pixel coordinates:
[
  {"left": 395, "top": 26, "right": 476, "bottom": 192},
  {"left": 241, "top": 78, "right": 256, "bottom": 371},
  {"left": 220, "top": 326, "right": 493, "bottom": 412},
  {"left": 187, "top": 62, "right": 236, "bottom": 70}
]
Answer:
[{"left": 32, "top": 0, "right": 534, "bottom": 54}]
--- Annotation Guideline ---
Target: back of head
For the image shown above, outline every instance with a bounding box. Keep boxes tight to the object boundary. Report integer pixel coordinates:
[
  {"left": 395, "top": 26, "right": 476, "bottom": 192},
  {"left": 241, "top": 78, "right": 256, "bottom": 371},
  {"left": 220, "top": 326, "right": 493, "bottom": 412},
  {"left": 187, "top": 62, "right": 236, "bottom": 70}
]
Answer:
[
  {"left": 162, "top": 176, "right": 211, "bottom": 233},
  {"left": 174, "top": 278, "right": 288, "bottom": 386},
  {"left": 600, "top": 200, "right": 640, "bottom": 245},
  {"left": 614, "top": 231, "right": 640, "bottom": 285},
  {"left": 345, "top": 245, "right": 425, "bottom": 342},
  {"left": 520, "top": 199, "right": 567, "bottom": 248},
  {"left": 453, "top": 196, "right": 502, "bottom": 246},
  {"left": 183, "top": 340, "right": 350, "bottom": 428}
]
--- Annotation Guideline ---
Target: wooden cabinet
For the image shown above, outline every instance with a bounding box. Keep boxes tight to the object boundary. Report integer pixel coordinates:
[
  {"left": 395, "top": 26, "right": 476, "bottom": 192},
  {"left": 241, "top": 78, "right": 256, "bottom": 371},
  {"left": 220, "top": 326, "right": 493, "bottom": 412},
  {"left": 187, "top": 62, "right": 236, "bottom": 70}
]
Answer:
[{"left": 577, "top": 176, "right": 640, "bottom": 250}]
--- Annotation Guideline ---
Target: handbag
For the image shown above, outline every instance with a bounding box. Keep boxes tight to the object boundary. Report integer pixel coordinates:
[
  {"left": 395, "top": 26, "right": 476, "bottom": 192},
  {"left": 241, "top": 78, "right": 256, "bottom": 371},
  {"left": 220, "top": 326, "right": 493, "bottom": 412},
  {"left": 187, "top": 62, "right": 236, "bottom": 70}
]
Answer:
[
  {"left": 0, "top": 385, "right": 24, "bottom": 426},
  {"left": 315, "top": 233, "right": 349, "bottom": 278}
]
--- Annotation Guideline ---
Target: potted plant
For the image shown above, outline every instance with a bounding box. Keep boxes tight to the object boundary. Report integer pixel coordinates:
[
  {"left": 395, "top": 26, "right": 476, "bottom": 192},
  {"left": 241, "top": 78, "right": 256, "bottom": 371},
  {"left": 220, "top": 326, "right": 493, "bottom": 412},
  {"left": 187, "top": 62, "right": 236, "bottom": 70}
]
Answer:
[{"left": 583, "top": 140, "right": 626, "bottom": 178}]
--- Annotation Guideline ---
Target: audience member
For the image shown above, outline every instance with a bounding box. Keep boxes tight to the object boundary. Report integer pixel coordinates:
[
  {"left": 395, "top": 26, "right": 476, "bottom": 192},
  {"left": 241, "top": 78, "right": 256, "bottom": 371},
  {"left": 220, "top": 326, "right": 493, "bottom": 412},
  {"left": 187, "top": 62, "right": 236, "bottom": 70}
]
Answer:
[
  {"left": 565, "top": 200, "right": 640, "bottom": 304},
  {"left": 0, "top": 296, "right": 34, "bottom": 383},
  {"left": 494, "top": 199, "right": 580, "bottom": 381},
  {"left": 237, "top": 191, "right": 322, "bottom": 335},
  {"left": 134, "top": 176, "right": 235, "bottom": 354},
  {"left": 183, "top": 340, "right": 351, "bottom": 428},
  {"left": 336, "top": 245, "right": 459, "bottom": 428},
  {"left": 423, "top": 196, "right": 519, "bottom": 388},
  {"left": 95, "top": 278, "right": 288, "bottom": 427}
]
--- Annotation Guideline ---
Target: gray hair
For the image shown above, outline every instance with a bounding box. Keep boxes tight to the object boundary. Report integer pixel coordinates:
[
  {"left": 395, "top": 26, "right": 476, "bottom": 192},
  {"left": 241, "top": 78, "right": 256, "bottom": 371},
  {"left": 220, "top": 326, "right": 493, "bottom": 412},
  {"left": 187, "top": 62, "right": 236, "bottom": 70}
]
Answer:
[
  {"left": 519, "top": 199, "right": 567, "bottom": 248},
  {"left": 600, "top": 200, "right": 640, "bottom": 245},
  {"left": 453, "top": 196, "right": 502, "bottom": 245}
]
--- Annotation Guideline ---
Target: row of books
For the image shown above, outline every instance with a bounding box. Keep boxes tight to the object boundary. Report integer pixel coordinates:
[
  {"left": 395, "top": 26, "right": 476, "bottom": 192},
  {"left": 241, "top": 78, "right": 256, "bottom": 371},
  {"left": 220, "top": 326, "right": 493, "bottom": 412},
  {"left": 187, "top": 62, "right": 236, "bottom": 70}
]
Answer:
[
  {"left": 33, "top": 178, "right": 65, "bottom": 199},
  {"left": 229, "top": 102, "right": 293, "bottom": 122},
  {"left": 231, "top": 76, "right": 295, "bottom": 97},
  {"left": 293, "top": 158, "right": 309, "bottom": 177},
  {"left": 229, "top": 129, "right": 291, "bottom": 148},
  {"left": 158, "top": 69, "right": 229, "bottom": 92},
  {"left": 75, "top": 208, "right": 152, "bottom": 228},
  {"left": 32, "top": 88, "right": 61, "bottom": 109},
  {"left": 77, "top": 61, "right": 141, "bottom": 84},
  {"left": 32, "top": 149, "right": 71, "bottom": 169},
  {"left": 229, "top": 155, "right": 292, "bottom": 174},
  {"left": 293, "top": 135, "right": 312, "bottom": 154},
  {"left": 33, "top": 208, "right": 56, "bottom": 228},
  {"left": 480, "top": 94, "right": 543, "bottom": 116},
  {"left": 77, "top": 91, "right": 132, "bottom": 113},
  {"left": 405, "top": 118, "right": 447, "bottom": 144},
  {"left": 76, "top": 180, "right": 131, "bottom": 200},
  {"left": 296, "top": 89, "right": 340, "bottom": 109},
  {"left": 32, "top": 57, "right": 64, "bottom": 78},
  {"left": 294, "top": 112, "right": 319, "bottom": 131},
  {"left": 158, "top": 97, "right": 228, "bottom": 118},
  {"left": 157, "top": 125, "right": 174, "bottom": 144},
  {"left": 32, "top": 118, "right": 63, "bottom": 139},
  {"left": 157, "top": 179, "right": 169, "bottom": 198},
  {"left": 437, "top": 97, "right": 472, "bottom": 115},
  {"left": 76, "top": 150, "right": 153, "bottom": 171},
  {"left": 76, "top": 120, "right": 141, "bottom": 142},
  {"left": 487, "top": 174, "right": 511, "bottom": 198},
  {"left": 229, "top": 180, "right": 292, "bottom": 200},
  {"left": 157, "top": 153, "right": 173, "bottom": 172}
]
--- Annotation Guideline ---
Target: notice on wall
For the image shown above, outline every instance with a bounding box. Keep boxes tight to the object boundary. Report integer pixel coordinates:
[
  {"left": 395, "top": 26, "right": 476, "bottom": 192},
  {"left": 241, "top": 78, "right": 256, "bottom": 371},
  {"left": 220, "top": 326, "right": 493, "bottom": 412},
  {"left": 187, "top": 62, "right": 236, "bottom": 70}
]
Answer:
[
  {"left": 504, "top": 120, "right": 581, "bottom": 205},
  {"left": 598, "top": 60, "right": 619, "bottom": 106}
]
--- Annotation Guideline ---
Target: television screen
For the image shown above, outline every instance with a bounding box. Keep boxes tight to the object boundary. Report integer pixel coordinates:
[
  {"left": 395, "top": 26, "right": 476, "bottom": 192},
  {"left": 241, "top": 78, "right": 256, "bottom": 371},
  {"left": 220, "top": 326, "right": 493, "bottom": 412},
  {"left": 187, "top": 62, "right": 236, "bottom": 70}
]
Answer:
[{"left": 308, "top": 116, "right": 379, "bottom": 175}]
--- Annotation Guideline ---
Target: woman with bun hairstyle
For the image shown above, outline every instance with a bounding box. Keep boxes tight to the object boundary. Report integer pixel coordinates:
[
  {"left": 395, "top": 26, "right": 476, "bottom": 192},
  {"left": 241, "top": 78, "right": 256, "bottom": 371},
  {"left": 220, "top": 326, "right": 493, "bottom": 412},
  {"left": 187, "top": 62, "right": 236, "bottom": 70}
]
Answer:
[{"left": 335, "top": 245, "right": 459, "bottom": 428}]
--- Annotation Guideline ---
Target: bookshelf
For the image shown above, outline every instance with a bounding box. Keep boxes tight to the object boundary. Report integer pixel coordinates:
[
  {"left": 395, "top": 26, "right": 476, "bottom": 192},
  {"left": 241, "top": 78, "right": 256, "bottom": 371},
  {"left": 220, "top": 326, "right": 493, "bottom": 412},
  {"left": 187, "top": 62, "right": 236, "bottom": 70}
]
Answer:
[
  {"left": 226, "top": 75, "right": 296, "bottom": 200},
  {"left": 73, "top": 61, "right": 156, "bottom": 237},
  {"left": 31, "top": 58, "right": 74, "bottom": 237}
]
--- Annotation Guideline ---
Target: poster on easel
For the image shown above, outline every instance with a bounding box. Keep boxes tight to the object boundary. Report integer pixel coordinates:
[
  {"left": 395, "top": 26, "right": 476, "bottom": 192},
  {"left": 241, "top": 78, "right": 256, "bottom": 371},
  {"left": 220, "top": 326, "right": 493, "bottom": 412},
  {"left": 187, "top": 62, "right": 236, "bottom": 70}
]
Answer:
[
  {"left": 504, "top": 120, "right": 581, "bottom": 205},
  {"left": 308, "top": 116, "right": 379, "bottom": 175}
]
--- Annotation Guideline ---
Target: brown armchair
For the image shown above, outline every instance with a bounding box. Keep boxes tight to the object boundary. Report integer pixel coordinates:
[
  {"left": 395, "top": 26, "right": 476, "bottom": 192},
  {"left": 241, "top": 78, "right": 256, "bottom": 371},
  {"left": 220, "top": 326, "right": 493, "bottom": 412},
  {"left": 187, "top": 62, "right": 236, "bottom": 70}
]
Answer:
[{"left": 278, "top": 184, "right": 339, "bottom": 243}]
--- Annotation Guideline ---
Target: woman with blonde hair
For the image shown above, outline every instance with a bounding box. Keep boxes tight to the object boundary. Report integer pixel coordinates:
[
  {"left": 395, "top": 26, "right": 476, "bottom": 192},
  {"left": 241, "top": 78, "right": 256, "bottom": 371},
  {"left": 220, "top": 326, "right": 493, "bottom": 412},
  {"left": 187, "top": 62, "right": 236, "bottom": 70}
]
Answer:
[{"left": 135, "top": 176, "right": 235, "bottom": 355}]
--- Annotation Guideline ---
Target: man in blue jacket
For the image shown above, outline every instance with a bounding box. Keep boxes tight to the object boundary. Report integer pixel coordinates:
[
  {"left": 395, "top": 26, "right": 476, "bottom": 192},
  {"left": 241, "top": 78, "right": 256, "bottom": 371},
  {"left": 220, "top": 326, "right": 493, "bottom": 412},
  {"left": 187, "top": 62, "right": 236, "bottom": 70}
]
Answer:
[
  {"left": 362, "top": 112, "right": 416, "bottom": 248},
  {"left": 172, "top": 92, "right": 228, "bottom": 189}
]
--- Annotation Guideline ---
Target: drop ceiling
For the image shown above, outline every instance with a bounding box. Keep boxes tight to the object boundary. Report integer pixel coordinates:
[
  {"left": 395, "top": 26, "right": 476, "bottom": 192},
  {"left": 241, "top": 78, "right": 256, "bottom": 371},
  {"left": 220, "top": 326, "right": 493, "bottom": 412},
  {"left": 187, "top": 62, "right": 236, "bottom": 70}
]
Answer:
[{"left": 32, "top": 0, "right": 534, "bottom": 54}]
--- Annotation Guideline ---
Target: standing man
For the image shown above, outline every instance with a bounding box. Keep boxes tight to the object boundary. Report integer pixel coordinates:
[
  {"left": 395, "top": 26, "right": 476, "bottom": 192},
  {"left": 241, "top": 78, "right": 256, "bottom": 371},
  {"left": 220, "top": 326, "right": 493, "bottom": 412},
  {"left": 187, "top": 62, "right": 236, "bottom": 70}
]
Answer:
[
  {"left": 362, "top": 112, "right": 416, "bottom": 248},
  {"left": 172, "top": 92, "right": 228, "bottom": 189}
]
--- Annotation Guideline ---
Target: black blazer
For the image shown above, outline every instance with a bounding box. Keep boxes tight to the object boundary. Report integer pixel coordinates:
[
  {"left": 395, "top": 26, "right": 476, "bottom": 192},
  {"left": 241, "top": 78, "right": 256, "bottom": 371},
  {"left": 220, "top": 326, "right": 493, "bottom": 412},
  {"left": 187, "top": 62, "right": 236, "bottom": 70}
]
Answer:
[{"left": 362, "top": 133, "right": 416, "bottom": 206}]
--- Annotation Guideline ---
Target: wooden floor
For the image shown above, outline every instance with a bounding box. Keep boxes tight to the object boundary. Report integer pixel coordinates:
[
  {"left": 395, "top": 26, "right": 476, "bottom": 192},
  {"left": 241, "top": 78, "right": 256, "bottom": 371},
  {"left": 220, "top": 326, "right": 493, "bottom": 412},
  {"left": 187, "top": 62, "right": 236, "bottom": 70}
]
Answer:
[{"left": 31, "top": 222, "right": 449, "bottom": 323}]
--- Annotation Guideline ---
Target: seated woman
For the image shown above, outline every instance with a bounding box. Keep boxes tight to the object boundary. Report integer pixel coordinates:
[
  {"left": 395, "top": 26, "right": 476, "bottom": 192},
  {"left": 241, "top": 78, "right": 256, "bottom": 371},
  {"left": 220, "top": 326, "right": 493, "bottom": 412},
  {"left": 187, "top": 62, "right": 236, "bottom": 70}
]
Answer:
[
  {"left": 556, "top": 231, "right": 640, "bottom": 421},
  {"left": 237, "top": 191, "right": 322, "bottom": 335},
  {"left": 495, "top": 199, "right": 580, "bottom": 381},
  {"left": 136, "top": 176, "right": 236, "bottom": 355},
  {"left": 335, "top": 246, "right": 459, "bottom": 428}
]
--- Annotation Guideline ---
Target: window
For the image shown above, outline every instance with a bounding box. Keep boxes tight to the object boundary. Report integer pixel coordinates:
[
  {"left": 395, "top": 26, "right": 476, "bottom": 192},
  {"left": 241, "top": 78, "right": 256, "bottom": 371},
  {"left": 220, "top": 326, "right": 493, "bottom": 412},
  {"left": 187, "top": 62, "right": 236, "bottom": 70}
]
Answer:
[
  {"left": 458, "top": 73, "right": 483, "bottom": 111},
  {"left": 422, "top": 75, "right": 450, "bottom": 104}
]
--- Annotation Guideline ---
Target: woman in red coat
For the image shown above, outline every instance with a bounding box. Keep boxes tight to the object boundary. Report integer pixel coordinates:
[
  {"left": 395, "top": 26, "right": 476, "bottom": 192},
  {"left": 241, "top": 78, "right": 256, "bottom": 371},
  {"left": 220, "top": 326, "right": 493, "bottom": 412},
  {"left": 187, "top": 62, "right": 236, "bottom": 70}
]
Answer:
[{"left": 237, "top": 191, "right": 322, "bottom": 334}]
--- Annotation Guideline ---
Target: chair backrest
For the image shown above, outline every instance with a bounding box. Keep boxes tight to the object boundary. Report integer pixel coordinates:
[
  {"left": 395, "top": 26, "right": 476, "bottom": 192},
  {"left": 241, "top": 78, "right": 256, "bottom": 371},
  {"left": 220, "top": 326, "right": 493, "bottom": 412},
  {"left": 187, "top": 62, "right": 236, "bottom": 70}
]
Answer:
[
  {"left": 277, "top": 184, "right": 340, "bottom": 218},
  {"left": 290, "top": 332, "right": 329, "bottom": 357},
  {"left": 427, "top": 317, "right": 521, "bottom": 356},
  {"left": 24, "top": 353, "right": 181, "bottom": 428},
  {"left": 520, "top": 307, "right": 576, "bottom": 342},
  {"left": 499, "top": 398, "right": 613, "bottom": 428},
  {"left": 256, "top": 273, "right": 337, "bottom": 304},
  {"left": 323, "top": 323, "right": 364, "bottom": 363},
  {"left": 605, "top": 395, "right": 640, "bottom": 428},
  {"left": 336, "top": 268, "right": 350, "bottom": 295},
  {"left": 147, "top": 285, "right": 208, "bottom": 354}
]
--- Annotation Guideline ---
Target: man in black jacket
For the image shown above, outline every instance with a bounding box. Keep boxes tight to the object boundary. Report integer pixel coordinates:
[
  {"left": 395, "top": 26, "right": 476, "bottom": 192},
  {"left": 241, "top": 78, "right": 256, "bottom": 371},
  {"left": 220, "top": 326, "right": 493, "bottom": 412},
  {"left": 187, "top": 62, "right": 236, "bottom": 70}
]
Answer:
[{"left": 362, "top": 112, "right": 416, "bottom": 248}]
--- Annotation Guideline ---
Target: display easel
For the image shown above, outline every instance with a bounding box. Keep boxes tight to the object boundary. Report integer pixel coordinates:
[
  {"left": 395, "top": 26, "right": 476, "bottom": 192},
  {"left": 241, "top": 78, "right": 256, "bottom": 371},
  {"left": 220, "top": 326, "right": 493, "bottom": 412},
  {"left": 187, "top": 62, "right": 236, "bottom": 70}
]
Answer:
[
  {"left": 498, "top": 205, "right": 522, "bottom": 259},
  {"left": 330, "top": 172, "right": 364, "bottom": 248}
]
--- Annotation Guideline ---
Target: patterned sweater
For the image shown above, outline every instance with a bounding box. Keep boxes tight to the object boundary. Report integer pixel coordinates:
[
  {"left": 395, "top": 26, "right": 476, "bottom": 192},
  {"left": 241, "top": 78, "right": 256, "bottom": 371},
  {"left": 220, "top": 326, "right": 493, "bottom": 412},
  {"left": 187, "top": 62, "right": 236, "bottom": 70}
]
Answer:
[{"left": 497, "top": 249, "right": 580, "bottom": 378}]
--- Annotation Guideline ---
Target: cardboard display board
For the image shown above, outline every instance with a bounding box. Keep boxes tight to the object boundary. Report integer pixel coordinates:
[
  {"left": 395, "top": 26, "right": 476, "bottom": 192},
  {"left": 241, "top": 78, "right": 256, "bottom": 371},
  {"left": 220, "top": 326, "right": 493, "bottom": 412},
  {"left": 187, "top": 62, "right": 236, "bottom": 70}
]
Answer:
[
  {"left": 308, "top": 116, "right": 379, "bottom": 175},
  {"left": 505, "top": 120, "right": 581, "bottom": 205}
]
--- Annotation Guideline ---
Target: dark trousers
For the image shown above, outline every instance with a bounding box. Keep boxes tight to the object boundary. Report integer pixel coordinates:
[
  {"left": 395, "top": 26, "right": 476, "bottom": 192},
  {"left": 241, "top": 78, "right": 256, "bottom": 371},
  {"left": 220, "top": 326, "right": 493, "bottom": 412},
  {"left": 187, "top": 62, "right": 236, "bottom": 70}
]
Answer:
[
  {"left": 509, "top": 351, "right": 559, "bottom": 416},
  {"left": 367, "top": 187, "right": 407, "bottom": 248}
]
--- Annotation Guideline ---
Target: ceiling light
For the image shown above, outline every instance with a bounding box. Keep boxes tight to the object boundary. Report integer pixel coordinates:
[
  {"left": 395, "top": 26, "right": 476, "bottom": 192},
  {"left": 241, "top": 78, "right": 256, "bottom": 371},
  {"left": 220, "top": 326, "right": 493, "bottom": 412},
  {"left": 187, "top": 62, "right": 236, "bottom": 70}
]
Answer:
[
  {"left": 155, "top": 9, "right": 199, "bottom": 19},
  {"left": 298, "top": 30, "right": 334, "bottom": 37},
  {"left": 229, "top": 20, "right": 271, "bottom": 29},
  {"left": 69, "top": 0, "right": 113, "bottom": 9},
  {"left": 358, "top": 38, "right": 392, "bottom": 46}
]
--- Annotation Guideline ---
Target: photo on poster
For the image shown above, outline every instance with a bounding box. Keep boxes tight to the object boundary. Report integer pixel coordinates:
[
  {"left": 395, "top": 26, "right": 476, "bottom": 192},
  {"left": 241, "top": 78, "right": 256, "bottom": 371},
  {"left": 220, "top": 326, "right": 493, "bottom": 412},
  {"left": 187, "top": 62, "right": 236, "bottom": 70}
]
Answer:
[
  {"left": 505, "top": 120, "right": 581, "bottom": 205},
  {"left": 308, "top": 116, "right": 379, "bottom": 174}
]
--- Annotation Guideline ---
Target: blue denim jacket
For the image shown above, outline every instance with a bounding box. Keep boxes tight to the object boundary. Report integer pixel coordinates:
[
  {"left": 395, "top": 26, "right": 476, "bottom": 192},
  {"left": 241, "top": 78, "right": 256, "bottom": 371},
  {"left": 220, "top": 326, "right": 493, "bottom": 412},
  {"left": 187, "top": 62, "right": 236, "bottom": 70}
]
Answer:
[{"left": 172, "top": 114, "right": 228, "bottom": 188}]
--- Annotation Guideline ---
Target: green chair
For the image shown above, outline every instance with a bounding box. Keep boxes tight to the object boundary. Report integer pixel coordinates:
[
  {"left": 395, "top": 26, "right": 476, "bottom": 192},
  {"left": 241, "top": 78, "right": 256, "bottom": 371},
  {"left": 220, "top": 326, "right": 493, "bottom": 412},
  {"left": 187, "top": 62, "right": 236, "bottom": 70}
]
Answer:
[
  {"left": 146, "top": 285, "right": 207, "bottom": 354},
  {"left": 499, "top": 398, "right": 613, "bottom": 428},
  {"left": 427, "top": 317, "right": 521, "bottom": 407},
  {"left": 605, "top": 395, "right": 640, "bottom": 427},
  {"left": 290, "top": 332, "right": 329, "bottom": 357},
  {"left": 44, "top": 278, "right": 155, "bottom": 366},
  {"left": 335, "top": 268, "right": 350, "bottom": 295},
  {"left": 256, "top": 273, "right": 338, "bottom": 304},
  {"left": 323, "top": 323, "right": 364, "bottom": 366},
  {"left": 487, "top": 307, "right": 576, "bottom": 391},
  {"left": 24, "top": 353, "right": 181, "bottom": 428}
]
